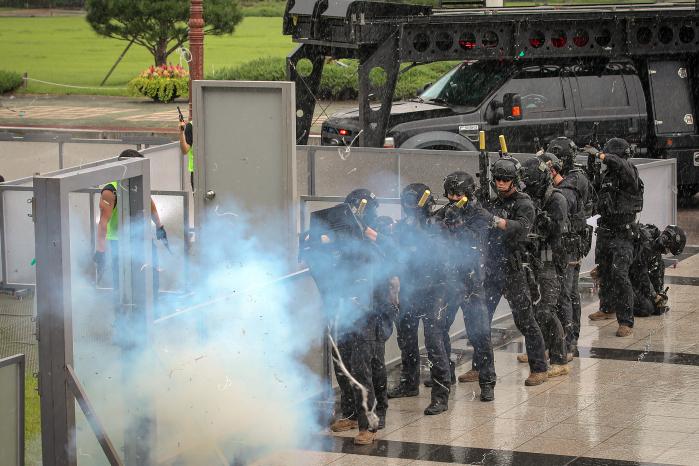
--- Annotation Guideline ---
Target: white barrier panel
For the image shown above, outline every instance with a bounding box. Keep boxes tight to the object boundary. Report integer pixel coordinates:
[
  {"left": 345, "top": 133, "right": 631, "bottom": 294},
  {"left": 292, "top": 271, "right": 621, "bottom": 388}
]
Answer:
[
  {"left": 0, "top": 142, "right": 187, "bottom": 289},
  {"left": 297, "top": 146, "right": 677, "bottom": 370}
]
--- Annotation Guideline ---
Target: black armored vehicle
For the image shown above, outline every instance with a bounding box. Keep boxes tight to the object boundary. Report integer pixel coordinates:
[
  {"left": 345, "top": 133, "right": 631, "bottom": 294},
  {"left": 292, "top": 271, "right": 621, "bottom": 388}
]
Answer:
[{"left": 284, "top": 0, "right": 699, "bottom": 198}]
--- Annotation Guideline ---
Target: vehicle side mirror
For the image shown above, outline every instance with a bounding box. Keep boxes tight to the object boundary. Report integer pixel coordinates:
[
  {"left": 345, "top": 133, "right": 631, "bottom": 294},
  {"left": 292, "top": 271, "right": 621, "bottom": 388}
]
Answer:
[
  {"left": 419, "top": 82, "right": 432, "bottom": 94},
  {"left": 487, "top": 99, "right": 504, "bottom": 125},
  {"left": 503, "top": 93, "right": 523, "bottom": 121}
]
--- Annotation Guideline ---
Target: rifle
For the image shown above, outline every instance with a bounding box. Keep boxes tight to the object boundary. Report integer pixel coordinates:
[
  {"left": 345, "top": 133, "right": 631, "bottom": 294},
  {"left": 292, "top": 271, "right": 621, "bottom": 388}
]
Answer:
[
  {"left": 534, "top": 136, "right": 542, "bottom": 154},
  {"left": 177, "top": 106, "right": 185, "bottom": 123},
  {"left": 478, "top": 131, "right": 491, "bottom": 204},
  {"left": 586, "top": 122, "right": 602, "bottom": 191}
]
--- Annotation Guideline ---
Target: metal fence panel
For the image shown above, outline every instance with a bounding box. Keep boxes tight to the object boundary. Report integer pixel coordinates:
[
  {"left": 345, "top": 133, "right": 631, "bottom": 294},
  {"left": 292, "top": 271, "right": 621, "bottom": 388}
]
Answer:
[
  {"left": 3, "top": 189, "right": 35, "bottom": 286},
  {"left": 0, "top": 354, "right": 25, "bottom": 466}
]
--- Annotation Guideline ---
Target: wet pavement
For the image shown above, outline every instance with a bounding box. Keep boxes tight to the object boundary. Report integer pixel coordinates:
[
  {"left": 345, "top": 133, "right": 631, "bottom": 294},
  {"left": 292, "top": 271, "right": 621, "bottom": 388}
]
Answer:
[
  {"left": 2, "top": 93, "right": 699, "bottom": 465},
  {"left": 248, "top": 248, "right": 699, "bottom": 466},
  {"left": 0, "top": 94, "right": 354, "bottom": 135}
]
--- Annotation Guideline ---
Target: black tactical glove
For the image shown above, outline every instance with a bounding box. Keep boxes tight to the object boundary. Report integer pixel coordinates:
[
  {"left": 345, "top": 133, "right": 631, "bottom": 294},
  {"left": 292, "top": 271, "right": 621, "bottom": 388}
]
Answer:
[
  {"left": 156, "top": 225, "right": 167, "bottom": 241},
  {"left": 443, "top": 206, "right": 462, "bottom": 229},
  {"left": 93, "top": 251, "right": 106, "bottom": 281},
  {"left": 536, "top": 210, "right": 552, "bottom": 232}
]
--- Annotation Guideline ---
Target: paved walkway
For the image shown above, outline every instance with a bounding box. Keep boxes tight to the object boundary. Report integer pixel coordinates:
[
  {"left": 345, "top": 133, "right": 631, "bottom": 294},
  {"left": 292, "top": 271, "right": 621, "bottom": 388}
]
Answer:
[
  {"left": 0, "top": 94, "right": 350, "bottom": 134},
  {"left": 249, "top": 250, "right": 699, "bottom": 466}
]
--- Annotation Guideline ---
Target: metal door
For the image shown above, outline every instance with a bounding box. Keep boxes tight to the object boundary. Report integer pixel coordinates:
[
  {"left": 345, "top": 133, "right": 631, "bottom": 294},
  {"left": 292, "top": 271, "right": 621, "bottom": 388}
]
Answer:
[
  {"left": 648, "top": 61, "right": 696, "bottom": 135},
  {"left": 192, "top": 81, "right": 298, "bottom": 269}
]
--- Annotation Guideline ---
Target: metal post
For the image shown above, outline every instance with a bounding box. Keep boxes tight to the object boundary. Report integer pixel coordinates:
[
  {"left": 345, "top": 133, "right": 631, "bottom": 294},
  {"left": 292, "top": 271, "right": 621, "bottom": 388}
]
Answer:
[
  {"left": 58, "top": 141, "right": 64, "bottom": 169},
  {"left": 35, "top": 176, "right": 75, "bottom": 466},
  {"left": 188, "top": 0, "right": 205, "bottom": 120},
  {"left": 0, "top": 190, "right": 7, "bottom": 285}
]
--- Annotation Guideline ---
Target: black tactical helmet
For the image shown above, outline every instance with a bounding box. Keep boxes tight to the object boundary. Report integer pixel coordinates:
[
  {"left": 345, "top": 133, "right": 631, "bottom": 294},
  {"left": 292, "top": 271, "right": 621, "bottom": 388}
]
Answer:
[
  {"left": 537, "top": 152, "right": 562, "bottom": 173},
  {"left": 345, "top": 188, "right": 378, "bottom": 210},
  {"left": 491, "top": 157, "right": 521, "bottom": 181},
  {"left": 443, "top": 171, "right": 476, "bottom": 197},
  {"left": 659, "top": 225, "right": 687, "bottom": 256},
  {"left": 602, "top": 138, "right": 631, "bottom": 158},
  {"left": 520, "top": 157, "right": 551, "bottom": 196},
  {"left": 547, "top": 137, "right": 576, "bottom": 158},
  {"left": 402, "top": 183, "right": 435, "bottom": 213},
  {"left": 118, "top": 149, "right": 144, "bottom": 158},
  {"left": 547, "top": 137, "right": 577, "bottom": 170}
]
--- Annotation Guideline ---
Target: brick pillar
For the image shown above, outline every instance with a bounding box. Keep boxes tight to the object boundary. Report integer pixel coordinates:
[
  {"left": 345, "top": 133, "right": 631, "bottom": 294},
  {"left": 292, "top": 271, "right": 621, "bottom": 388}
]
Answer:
[{"left": 188, "top": 0, "right": 205, "bottom": 120}]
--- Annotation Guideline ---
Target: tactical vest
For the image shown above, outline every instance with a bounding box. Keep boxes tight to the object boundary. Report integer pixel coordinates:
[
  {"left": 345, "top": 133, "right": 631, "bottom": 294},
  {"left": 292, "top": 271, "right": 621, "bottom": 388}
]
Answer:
[
  {"left": 598, "top": 163, "right": 643, "bottom": 221},
  {"left": 186, "top": 120, "right": 195, "bottom": 173},
  {"left": 105, "top": 181, "right": 118, "bottom": 241}
]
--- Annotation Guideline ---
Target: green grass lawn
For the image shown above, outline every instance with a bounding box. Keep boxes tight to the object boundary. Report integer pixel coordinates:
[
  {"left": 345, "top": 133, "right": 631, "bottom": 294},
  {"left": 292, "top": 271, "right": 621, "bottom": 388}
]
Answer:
[
  {"left": 0, "top": 15, "right": 293, "bottom": 95},
  {"left": 25, "top": 374, "right": 41, "bottom": 465}
]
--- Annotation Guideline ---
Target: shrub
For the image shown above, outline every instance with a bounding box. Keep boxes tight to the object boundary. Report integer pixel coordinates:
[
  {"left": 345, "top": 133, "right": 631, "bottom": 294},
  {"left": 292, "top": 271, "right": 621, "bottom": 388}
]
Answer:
[
  {"left": 0, "top": 70, "right": 23, "bottom": 94},
  {"left": 209, "top": 57, "right": 459, "bottom": 101},
  {"left": 128, "top": 64, "right": 189, "bottom": 103}
]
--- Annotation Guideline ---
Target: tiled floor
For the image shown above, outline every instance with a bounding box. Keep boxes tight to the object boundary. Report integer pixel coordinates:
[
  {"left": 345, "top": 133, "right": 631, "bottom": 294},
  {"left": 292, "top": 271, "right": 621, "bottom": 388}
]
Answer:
[{"left": 248, "top": 251, "right": 699, "bottom": 465}]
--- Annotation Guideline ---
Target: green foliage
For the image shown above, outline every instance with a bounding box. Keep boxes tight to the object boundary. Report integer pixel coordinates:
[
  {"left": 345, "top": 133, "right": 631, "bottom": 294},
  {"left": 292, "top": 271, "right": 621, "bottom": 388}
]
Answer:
[
  {"left": 128, "top": 64, "right": 189, "bottom": 102},
  {"left": 2, "top": 16, "right": 291, "bottom": 95},
  {"left": 241, "top": 0, "right": 286, "bottom": 17},
  {"left": 210, "top": 57, "right": 459, "bottom": 100},
  {"left": 85, "top": 0, "right": 243, "bottom": 65},
  {"left": 0, "top": 70, "right": 23, "bottom": 94}
]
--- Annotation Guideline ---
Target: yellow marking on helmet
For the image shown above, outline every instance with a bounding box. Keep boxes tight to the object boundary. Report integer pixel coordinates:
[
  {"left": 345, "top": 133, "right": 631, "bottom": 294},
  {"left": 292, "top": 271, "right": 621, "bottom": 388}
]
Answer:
[
  {"left": 357, "top": 198, "right": 368, "bottom": 215},
  {"left": 499, "top": 135, "right": 508, "bottom": 154},
  {"left": 479, "top": 131, "right": 486, "bottom": 151},
  {"left": 456, "top": 196, "right": 468, "bottom": 208},
  {"left": 417, "top": 190, "right": 431, "bottom": 207}
]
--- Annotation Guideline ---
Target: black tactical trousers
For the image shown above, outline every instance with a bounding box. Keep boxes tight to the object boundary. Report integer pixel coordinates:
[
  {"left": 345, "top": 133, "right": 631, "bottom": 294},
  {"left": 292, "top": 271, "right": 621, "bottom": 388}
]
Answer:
[
  {"left": 533, "top": 261, "right": 567, "bottom": 365},
  {"left": 395, "top": 293, "right": 421, "bottom": 389},
  {"left": 485, "top": 259, "right": 548, "bottom": 374},
  {"left": 332, "top": 330, "right": 357, "bottom": 419},
  {"left": 398, "top": 286, "right": 452, "bottom": 403},
  {"left": 350, "top": 328, "right": 388, "bottom": 431},
  {"left": 596, "top": 229, "right": 635, "bottom": 327},
  {"left": 633, "top": 291, "right": 657, "bottom": 317},
  {"left": 444, "top": 277, "right": 496, "bottom": 388},
  {"left": 558, "top": 261, "right": 581, "bottom": 352}
]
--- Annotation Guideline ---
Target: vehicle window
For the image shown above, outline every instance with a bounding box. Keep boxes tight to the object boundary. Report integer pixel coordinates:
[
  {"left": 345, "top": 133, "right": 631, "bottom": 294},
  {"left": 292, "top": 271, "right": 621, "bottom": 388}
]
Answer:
[
  {"left": 569, "top": 62, "right": 633, "bottom": 109},
  {"left": 578, "top": 75, "right": 630, "bottom": 109},
  {"left": 419, "top": 61, "right": 510, "bottom": 109},
  {"left": 498, "top": 66, "right": 565, "bottom": 114}
]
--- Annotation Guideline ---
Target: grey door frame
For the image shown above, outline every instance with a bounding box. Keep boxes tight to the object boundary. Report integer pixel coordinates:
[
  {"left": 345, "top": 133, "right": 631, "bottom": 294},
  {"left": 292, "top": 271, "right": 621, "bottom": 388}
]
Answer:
[{"left": 34, "top": 157, "right": 153, "bottom": 466}]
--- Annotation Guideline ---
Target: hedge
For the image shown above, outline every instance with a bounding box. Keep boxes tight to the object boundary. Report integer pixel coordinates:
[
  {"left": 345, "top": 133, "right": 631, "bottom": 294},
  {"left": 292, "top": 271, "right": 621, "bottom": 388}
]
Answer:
[
  {"left": 0, "top": 71, "right": 24, "bottom": 94},
  {"left": 209, "top": 57, "right": 458, "bottom": 101}
]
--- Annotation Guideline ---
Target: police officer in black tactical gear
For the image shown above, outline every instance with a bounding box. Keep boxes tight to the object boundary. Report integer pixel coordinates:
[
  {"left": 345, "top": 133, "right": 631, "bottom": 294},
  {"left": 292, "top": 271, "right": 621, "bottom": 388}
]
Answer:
[
  {"left": 388, "top": 183, "right": 438, "bottom": 400},
  {"left": 482, "top": 158, "right": 550, "bottom": 386},
  {"left": 545, "top": 137, "right": 596, "bottom": 355},
  {"left": 341, "top": 188, "right": 393, "bottom": 444},
  {"left": 630, "top": 224, "right": 686, "bottom": 317},
  {"left": 302, "top": 188, "right": 392, "bottom": 445},
  {"left": 433, "top": 172, "right": 497, "bottom": 402},
  {"left": 520, "top": 157, "right": 570, "bottom": 378},
  {"left": 586, "top": 138, "right": 644, "bottom": 337},
  {"left": 388, "top": 182, "right": 462, "bottom": 413}
]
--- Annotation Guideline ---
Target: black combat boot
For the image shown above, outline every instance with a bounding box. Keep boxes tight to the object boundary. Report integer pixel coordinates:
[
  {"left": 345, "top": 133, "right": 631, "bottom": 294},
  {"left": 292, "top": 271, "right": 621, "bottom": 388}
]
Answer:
[
  {"left": 424, "top": 398, "right": 449, "bottom": 415},
  {"left": 387, "top": 383, "right": 419, "bottom": 399},
  {"left": 480, "top": 385, "right": 495, "bottom": 402}
]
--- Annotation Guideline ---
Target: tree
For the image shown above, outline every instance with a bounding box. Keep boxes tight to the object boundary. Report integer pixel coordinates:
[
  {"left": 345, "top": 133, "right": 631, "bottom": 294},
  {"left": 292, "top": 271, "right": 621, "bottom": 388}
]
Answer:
[{"left": 86, "top": 0, "right": 243, "bottom": 66}]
